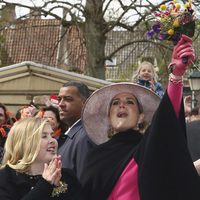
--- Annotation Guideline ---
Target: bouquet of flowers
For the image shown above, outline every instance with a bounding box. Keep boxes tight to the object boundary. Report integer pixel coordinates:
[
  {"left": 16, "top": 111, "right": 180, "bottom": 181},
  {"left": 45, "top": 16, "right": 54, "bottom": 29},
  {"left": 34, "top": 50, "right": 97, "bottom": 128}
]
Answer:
[{"left": 147, "top": 0, "right": 195, "bottom": 45}]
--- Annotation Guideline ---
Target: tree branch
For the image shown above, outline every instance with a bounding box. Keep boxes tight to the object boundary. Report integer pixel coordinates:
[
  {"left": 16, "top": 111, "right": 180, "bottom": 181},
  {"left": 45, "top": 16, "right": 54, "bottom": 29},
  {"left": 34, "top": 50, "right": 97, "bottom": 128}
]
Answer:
[{"left": 105, "top": 39, "right": 172, "bottom": 61}]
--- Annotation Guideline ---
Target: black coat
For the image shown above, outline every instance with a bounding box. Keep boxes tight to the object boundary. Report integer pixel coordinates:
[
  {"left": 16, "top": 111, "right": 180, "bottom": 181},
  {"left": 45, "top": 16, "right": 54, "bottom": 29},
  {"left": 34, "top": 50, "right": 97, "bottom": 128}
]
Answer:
[
  {"left": 58, "top": 120, "right": 96, "bottom": 180},
  {"left": 0, "top": 166, "right": 83, "bottom": 200},
  {"left": 81, "top": 92, "right": 200, "bottom": 200},
  {"left": 187, "top": 120, "right": 200, "bottom": 161}
]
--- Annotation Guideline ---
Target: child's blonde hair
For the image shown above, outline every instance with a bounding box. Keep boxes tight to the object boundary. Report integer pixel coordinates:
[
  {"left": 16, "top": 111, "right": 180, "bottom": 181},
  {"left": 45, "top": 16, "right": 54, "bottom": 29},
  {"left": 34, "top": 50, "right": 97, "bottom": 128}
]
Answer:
[{"left": 132, "top": 61, "right": 158, "bottom": 82}]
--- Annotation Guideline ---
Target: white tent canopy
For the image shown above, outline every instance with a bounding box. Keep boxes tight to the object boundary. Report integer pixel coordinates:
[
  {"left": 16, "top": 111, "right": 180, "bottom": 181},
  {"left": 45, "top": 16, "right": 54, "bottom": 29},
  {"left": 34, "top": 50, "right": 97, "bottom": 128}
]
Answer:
[{"left": 0, "top": 61, "right": 111, "bottom": 113}]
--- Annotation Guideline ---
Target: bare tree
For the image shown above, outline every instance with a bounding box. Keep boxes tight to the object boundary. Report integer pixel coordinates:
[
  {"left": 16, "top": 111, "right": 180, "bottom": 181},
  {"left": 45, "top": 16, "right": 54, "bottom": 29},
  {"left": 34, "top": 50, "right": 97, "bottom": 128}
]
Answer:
[{"left": 0, "top": 0, "right": 195, "bottom": 79}]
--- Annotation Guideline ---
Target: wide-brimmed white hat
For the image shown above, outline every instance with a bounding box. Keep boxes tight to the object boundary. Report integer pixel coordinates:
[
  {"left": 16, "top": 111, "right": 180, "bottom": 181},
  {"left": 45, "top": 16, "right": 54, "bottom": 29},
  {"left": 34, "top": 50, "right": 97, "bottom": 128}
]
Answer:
[{"left": 82, "top": 82, "right": 161, "bottom": 145}]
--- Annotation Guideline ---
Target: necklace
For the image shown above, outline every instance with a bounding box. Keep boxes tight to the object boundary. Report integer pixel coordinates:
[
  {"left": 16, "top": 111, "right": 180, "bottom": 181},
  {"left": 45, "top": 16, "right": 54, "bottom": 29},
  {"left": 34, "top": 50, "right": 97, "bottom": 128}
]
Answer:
[{"left": 16, "top": 171, "right": 42, "bottom": 181}]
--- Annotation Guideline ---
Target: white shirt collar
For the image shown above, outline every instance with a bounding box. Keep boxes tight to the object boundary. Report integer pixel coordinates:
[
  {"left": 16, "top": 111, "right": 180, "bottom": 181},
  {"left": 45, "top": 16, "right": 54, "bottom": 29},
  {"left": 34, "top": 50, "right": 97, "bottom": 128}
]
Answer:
[{"left": 64, "top": 119, "right": 81, "bottom": 135}]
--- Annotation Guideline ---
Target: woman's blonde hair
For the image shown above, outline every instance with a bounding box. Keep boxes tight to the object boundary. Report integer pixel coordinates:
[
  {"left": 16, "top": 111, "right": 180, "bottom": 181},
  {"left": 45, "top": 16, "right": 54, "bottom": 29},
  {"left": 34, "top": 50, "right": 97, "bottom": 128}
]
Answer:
[
  {"left": 132, "top": 61, "right": 158, "bottom": 82},
  {"left": 1, "top": 117, "right": 48, "bottom": 173}
]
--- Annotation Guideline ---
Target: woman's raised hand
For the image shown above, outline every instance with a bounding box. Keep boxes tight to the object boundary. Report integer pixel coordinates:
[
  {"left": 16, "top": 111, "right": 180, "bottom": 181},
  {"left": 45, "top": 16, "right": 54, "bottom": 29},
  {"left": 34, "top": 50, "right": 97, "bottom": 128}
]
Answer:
[{"left": 169, "top": 34, "right": 195, "bottom": 77}]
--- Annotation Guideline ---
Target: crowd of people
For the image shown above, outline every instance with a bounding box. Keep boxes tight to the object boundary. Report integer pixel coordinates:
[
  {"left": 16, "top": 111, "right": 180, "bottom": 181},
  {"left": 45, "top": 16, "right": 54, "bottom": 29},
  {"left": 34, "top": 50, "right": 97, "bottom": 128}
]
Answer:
[{"left": 0, "top": 34, "right": 200, "bottom": 199}]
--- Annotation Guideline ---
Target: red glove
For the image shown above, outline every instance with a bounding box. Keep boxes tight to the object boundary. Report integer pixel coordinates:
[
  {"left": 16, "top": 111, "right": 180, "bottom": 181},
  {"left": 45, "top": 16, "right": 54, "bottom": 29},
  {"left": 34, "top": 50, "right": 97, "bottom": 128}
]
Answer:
[{"left": 169, "top": 34, "right": 195, "bottom": 76}]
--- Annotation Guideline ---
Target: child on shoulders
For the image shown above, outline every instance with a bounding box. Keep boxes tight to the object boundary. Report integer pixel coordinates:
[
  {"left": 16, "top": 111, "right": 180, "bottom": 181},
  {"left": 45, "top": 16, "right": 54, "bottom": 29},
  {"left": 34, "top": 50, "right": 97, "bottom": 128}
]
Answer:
[{"left": 132, "top": 61, "right": 164, "bottom": 97}]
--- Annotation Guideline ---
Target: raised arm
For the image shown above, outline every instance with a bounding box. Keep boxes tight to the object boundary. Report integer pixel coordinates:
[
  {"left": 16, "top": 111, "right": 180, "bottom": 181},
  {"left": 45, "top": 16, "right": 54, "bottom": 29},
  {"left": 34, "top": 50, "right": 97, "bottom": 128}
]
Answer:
[{"left": 167, "top": 35, "right": 195, "bottom": 118}]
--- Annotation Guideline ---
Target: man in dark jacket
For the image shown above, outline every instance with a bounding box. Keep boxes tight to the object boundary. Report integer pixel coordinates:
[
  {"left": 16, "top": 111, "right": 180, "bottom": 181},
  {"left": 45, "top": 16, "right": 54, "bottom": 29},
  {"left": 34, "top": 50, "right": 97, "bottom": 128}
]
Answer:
[
  {"left": 57, "top": 81, "right": 96, "bottom": 180},
  {"left": 186, "top": 106, "right": 200, "bottom": 161}
]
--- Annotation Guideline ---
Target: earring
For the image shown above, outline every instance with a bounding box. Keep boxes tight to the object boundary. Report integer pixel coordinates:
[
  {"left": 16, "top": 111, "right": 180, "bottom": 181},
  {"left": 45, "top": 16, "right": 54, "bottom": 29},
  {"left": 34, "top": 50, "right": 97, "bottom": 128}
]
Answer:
[
  {"left": 135, "top": 123, "right": 140, "bottom": 131},
  {"left": 135, "top": 122, "right": 144, "bottom": 132}
]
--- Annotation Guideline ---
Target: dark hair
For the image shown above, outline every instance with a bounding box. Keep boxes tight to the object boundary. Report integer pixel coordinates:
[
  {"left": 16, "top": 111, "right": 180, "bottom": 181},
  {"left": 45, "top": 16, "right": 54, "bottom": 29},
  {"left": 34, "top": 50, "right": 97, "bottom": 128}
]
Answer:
[
  {"left": 0, "top": 103, "right": 8, "bottom": 121},
  {"left": 15, "top": 108, "right": 22, "bottom": 120},
  {"left": 42, "top": 106, "right": 60, "bottom": 123},
  {"left": 29, "top": 101, "right": 39, "bottom": 110},
  {"left": 42, "top": 106, "right": 67, "bottom": 132},
  {"left": 0, "top": 103, "right": 13, "bottom": 125},
  {"left": 190, "top": 107, "right": 199, "bottom": 116},
  {"left": 63, "top": 81, "right": 90, "bottom": 100}
]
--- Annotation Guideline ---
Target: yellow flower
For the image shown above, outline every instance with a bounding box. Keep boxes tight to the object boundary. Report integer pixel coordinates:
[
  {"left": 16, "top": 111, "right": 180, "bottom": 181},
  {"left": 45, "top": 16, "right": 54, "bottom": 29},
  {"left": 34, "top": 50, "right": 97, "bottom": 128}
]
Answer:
[
  {"left": 160, "top": 4, "right": 167, "bottom": 10},
  {"left": 173, "top": 20, "right": 180, "bottom": 27},
  {"left": 175, "top": 3, "right": 181, "bottom": 9},
  {"left": 184, "top": 2, "right": 190, "bottom": 8},
  {"left": 168, "top": 29, "right": 174, "bottom": 35},
  {"left": 160, "top": 17, "right": 167, "bottom": 23},
  {"left": 173, "top": 0, "right": 178, "bottom": 3}
]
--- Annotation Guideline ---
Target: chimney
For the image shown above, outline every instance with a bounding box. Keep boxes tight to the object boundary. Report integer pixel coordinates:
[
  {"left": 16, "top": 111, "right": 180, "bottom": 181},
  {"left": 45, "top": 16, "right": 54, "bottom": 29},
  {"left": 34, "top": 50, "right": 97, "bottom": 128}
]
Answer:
[
  {"left": 29, "top": 7, "right": 41, "bottom": 19},
  {"left": 1, "top": 4, "right": 16, "bottom": 22}
]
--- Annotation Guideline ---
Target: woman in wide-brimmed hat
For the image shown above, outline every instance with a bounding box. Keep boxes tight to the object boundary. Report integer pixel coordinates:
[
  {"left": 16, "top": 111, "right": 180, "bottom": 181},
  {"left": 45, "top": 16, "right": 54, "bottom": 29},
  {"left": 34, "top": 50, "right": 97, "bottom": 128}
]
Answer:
[{"left": 80, "top": 35, "right": 200, "bottom": 200}]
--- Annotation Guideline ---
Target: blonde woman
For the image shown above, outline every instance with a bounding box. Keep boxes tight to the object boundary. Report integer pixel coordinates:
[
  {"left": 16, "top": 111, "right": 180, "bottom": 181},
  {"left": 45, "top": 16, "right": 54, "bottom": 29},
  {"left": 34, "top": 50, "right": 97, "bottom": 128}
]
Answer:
[
  {"left": 0, "top": 117, "right": 82, "bottom": 200},
  {"left": 132, "top": 61, "right": 164, "bottom": 97}
]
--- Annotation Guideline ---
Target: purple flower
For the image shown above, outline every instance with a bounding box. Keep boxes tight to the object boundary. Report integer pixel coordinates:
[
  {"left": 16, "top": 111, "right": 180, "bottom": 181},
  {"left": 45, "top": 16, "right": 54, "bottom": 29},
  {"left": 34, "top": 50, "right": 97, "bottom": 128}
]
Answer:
[
  {"left": 152, "top": 23, "right": 161, "bottom": 33},
  {"left": 146, "top": 30, "right": 155, "bottom": 38},
  {"left": 171, "top": 33, "right": 181, "bottom": 45},
  {"left": 159, "top": 33, "right": 168, "bottom": 40}
]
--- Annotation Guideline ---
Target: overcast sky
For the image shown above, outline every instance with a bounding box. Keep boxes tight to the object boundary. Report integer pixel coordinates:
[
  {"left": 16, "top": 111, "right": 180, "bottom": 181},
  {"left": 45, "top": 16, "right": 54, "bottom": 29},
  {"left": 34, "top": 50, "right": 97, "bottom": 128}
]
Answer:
[{"left": 3, "top": 0, "right": 164, "bottom": 19}]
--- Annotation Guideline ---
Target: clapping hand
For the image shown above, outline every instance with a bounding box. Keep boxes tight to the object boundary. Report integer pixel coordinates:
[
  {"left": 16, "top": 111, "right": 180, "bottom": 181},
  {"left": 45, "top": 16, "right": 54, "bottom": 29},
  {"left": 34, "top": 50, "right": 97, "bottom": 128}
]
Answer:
[
  {"left": 149, "top": 79, "right": 155, "bottom": 92},
  {"left": 42, "top": 155, "right": 62, "bottom": 186}
]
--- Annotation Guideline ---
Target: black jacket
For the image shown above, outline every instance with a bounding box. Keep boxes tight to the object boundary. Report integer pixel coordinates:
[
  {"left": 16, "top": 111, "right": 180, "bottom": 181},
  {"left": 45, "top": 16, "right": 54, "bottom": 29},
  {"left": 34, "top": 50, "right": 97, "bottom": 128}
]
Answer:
[
  {"left": 0, "top": 166, "right": 83, "bottom": 200},
  {"left": 187, "top": 120, "right": 200, "bottom": 161},
  {"left": 58, "top": 120, "right": 96, "bottom": 180}
]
